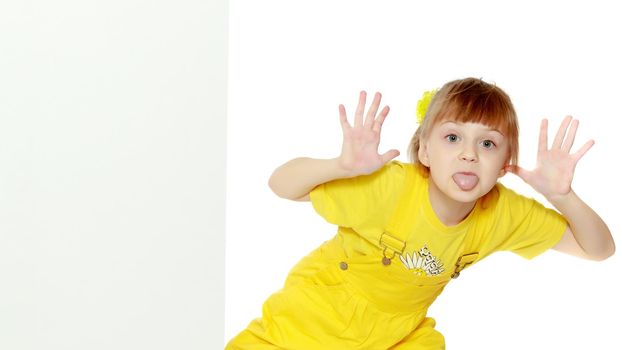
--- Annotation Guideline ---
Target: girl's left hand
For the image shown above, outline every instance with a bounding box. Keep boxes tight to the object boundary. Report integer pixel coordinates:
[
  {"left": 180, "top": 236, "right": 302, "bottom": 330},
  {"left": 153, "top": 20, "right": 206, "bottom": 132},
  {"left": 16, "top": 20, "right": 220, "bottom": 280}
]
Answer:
[{"left": 505, "top": 116, "right": 594, "bottom": 201}]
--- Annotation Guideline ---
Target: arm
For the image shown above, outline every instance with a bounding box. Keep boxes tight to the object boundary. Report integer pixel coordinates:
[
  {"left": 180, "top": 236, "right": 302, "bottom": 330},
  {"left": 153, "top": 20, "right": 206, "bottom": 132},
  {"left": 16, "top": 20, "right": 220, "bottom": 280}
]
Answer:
[
  {"left": 549, "top": 191, "right": 614, "bottom": 261},
  {"left": 268, "top": 91, "right": 400, "bottom": 201},
  {"left": 506, "top": 116, "right": 615, "bottom": 261},
  {"left": 268, "top": 157, "right": 350, "bottom": 201}
]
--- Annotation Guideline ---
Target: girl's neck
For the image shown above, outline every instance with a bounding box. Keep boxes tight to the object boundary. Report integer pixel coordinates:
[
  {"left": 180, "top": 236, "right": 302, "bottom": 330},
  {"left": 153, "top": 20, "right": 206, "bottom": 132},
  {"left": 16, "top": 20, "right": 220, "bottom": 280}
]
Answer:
[{"left": 427, "top": 179, "right": 476, "bottom": 227}]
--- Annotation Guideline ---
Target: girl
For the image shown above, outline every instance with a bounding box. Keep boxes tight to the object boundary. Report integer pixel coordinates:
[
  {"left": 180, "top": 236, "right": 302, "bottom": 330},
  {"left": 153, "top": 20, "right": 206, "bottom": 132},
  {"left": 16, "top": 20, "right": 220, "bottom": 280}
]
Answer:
[{"left": 226, "top": 77, "right": 615, "bottom": 349}]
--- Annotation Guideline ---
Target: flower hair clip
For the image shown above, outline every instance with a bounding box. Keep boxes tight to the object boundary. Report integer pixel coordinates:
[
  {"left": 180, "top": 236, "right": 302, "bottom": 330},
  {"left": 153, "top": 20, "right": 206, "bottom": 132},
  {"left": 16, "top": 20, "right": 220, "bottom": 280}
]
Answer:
[{"left": 416, "top": 89, "right": 438, "bottom": 124}]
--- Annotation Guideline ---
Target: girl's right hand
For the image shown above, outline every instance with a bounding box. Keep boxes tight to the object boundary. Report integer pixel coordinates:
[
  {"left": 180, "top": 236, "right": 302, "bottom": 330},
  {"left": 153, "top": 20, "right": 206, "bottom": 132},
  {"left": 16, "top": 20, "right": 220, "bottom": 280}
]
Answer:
[{"left": 337, "top": 91, "right": 400, "bottom": 177}]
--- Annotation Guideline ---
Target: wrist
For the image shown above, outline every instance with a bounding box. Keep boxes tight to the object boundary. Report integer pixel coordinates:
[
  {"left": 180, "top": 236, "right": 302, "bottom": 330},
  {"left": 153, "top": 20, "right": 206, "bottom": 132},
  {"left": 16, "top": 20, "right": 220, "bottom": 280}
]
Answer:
[
  {"left": 331, "top": 157, "right": 358, "bottom": 178},
  {"left": 546, "top": 189, "right": 577, "bottom": 211}
]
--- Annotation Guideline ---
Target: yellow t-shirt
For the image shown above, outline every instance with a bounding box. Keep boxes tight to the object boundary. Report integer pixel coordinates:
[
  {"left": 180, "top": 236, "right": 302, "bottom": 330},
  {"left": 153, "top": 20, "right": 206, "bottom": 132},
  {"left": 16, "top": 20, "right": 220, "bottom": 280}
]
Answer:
[
  {"left": 228, "top": 161, "right": 569, "bottom": 349},
  {"left": 310, "top": 160, "right": 568, "bottom": 280}
]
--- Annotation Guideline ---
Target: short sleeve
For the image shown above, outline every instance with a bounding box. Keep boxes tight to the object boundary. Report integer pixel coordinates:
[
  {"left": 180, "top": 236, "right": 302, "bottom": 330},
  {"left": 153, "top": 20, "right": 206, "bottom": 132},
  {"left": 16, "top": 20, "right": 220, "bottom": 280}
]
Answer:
[
  {"left": 309, "top": 160, "right": 407, "bottom": 229},
  {"left": 495, "top": 185, "right": 568, "bottom": 259}
]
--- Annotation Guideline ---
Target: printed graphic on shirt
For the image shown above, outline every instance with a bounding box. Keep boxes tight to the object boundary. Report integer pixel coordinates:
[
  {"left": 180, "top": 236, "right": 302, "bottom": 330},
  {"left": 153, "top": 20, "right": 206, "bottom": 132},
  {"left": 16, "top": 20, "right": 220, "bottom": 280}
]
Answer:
[{"left": 400, "top": 245, "right": 445, "bottom": 276}]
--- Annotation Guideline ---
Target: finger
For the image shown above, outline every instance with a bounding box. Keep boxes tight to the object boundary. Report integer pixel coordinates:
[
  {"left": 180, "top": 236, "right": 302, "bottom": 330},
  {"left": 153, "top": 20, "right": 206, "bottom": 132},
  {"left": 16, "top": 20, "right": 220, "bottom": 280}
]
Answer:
[
  {"left": 538, "top": 119, "right": 548, "bottom": 156},
  {"left": 354, "top": 91, "right": 367, "bottom": 128},
  {"left": 561, "top": 119, "right": 579, "bottom": 153},
  {"left": 364, "top": 92, "right": 382, "bottom": 129},
  {"left": 380, "top": 149, "right": 400, "bottom": 164},
  {"left": 573, "top": 139, "right": 595, "bottom": 162},
  {"left": 372, "top": 106, "right": 390, "bottom": 133},
  {"left": 339, "top": 104, "right": 350, "bottom": 131},
  {"left": 504, "top": 164, "right": 531, "bottom": 183},
  {"left": 552, "top": 115, "right": 572, "bottom": 149}
]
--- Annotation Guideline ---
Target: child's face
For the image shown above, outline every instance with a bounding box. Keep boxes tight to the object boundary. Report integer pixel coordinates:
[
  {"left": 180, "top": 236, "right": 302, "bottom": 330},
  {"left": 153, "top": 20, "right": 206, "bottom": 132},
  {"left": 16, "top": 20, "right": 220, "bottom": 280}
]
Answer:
[{"left": 419, "top": 121, "right": 509, "bottom": 204}]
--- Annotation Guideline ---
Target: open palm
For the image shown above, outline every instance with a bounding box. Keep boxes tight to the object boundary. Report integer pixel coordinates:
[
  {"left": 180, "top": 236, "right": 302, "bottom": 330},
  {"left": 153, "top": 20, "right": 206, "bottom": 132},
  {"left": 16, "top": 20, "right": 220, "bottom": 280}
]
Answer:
[
  {"left": 506, "top": 116, "right": 594, "bottom": 200},
  {"left": 338, "top": 91, "right": 400, "bottom": 176}
]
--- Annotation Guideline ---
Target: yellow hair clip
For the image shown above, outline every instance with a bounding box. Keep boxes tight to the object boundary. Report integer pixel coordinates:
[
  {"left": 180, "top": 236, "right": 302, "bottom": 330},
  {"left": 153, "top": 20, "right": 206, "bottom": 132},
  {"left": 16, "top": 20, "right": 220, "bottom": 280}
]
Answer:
[{"left": 416, "top": 89, "right": 438, "bottom": 124}]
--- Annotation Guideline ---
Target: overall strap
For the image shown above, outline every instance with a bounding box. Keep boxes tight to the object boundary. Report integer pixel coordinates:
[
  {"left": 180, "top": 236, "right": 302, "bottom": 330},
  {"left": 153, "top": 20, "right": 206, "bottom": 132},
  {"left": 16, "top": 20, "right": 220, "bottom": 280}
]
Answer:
[
  {"left": 450, "top": 231, "right": 479, "bottom": 279},
  {"left": 450, "top": 202, "right": 484, "bottom": 279},
  {"left": 378, "top": 165, "right": 415, "bottom": 266}
]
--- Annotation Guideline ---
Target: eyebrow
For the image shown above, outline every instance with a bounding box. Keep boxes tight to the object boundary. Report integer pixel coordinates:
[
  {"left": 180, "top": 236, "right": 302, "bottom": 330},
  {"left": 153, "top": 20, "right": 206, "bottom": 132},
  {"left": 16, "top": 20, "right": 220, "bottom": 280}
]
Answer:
[{"left": 440, "top": 121, "right": 505, "bottom": 136}]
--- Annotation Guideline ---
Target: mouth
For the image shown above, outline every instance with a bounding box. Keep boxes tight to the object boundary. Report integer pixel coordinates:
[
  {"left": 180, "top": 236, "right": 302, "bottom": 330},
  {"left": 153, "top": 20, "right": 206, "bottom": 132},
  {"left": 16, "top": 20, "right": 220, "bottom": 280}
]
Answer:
[{"left": 452, "top": 172, "right": 479, "bottom": 191}]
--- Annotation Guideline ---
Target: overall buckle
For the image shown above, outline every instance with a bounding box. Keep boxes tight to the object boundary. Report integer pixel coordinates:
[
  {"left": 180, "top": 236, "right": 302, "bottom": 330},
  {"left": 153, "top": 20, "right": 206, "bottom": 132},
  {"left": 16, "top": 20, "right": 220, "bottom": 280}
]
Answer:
[
  {"left": 379, "top": 231, "right": 406, "bottom": 266},
  {"left": 451, "top": 252, "right": 479, "bottom": 279}
]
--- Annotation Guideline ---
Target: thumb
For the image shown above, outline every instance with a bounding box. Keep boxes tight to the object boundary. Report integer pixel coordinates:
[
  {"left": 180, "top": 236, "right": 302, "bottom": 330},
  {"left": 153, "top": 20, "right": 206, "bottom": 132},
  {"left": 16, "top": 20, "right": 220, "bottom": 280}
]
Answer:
[
  {"left": 381, "top": 149, "right": 400, "bottom": 164},
  {"left": 504, "top": 164, "right": 530, "bottom": 182}
]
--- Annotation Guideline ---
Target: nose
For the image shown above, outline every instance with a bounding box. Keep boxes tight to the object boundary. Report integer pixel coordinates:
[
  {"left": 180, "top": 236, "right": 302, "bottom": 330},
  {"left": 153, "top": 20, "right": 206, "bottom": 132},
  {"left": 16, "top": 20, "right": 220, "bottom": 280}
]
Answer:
[{"left": 459, "top": 145, "right": 478, "bottom": 162}]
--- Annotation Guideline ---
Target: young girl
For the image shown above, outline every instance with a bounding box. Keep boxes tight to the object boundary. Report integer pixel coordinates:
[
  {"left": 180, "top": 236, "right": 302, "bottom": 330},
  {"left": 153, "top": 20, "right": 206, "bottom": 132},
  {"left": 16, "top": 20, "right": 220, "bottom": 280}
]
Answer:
[{"left": 226, "top": 77, "right": 615, "bottom": 349}]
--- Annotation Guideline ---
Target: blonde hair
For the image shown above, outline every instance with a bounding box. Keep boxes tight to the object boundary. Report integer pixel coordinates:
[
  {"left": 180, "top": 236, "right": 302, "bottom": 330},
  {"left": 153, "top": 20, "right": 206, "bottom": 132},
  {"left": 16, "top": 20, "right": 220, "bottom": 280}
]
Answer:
[{"left": 408, "top": 77, "right": 519, "bottom": 176}]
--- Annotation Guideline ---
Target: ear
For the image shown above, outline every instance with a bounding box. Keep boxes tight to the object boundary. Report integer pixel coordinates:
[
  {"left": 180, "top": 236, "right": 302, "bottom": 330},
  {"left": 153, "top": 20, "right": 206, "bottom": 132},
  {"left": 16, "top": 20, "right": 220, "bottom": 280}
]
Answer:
[
  {"left": 498, "top": 163, "right": 508, "bottom": 178},
  {"left": 498, "top": 168, "right": 506, "bottom": 178},
  {"left": 418, "top": 140, "right": 430, "bottom": 167}
]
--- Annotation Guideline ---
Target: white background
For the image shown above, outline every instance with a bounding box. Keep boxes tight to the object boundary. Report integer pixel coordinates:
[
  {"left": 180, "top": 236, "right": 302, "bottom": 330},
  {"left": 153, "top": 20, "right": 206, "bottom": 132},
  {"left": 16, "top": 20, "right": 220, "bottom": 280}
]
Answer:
[
  {"left": 1, "top": 0, "right": 226, "bottom": 349},
  {"left": 226, "top": 1, "right": 621, "bottom": 349}
]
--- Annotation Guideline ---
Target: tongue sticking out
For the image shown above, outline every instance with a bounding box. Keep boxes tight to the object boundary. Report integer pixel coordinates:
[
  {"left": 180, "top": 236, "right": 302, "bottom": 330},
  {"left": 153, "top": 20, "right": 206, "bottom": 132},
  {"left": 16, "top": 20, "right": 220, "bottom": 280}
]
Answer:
[{"left": 452, "top": 173, "right": 479, "bottom": 191}]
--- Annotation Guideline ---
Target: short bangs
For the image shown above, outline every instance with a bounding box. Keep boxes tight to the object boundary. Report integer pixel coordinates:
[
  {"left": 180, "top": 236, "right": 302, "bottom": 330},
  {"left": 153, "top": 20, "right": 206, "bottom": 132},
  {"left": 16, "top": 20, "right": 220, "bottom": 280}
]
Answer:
[{"left": 436, "top": 81, "right": 517, "bottom": 137}]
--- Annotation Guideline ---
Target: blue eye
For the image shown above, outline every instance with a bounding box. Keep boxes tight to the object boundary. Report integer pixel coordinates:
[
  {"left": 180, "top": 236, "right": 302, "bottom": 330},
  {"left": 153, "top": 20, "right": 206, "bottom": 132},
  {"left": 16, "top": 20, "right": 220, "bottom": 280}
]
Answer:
[
  {"left": 446, "top": 134, "right": 459, "bottom": 142},
  {"left": 481, "top": 140, "right": 495, "bottom": 149}
]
